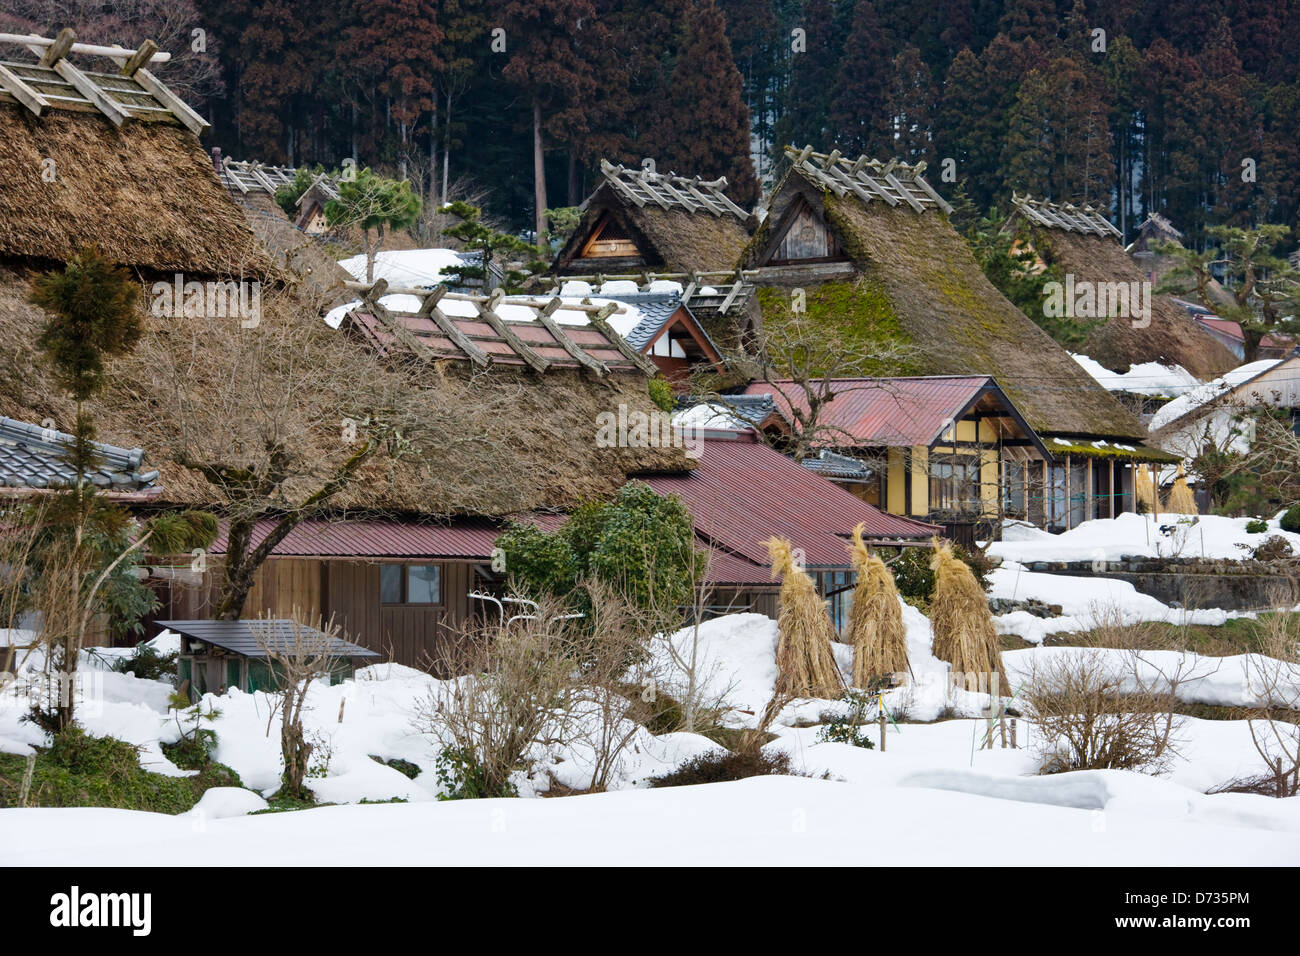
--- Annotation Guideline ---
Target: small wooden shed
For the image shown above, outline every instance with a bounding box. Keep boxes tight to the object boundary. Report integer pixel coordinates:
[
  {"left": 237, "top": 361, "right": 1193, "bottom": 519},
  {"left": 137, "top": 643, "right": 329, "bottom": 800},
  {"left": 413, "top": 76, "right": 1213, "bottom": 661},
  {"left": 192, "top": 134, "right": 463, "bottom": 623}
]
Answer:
[{"left": 161, "top": 618, "right": 380, "bottom": 698}]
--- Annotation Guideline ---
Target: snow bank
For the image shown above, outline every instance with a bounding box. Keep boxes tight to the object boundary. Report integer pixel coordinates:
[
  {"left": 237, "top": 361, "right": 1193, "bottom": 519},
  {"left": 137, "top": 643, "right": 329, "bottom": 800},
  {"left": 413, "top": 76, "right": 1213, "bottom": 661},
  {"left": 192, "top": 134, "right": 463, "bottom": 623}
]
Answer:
[{"left": 337, "top": 248, "right": 468, "bottom": 287}]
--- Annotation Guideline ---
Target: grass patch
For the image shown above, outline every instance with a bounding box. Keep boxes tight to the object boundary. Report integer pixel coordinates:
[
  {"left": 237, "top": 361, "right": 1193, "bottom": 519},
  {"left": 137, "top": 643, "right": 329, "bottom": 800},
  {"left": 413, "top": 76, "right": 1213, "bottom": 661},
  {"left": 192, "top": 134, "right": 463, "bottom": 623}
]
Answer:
[
  {"left": 1041, "top": 613, "right": 1296, "bottom": 657},
  {"left": 0, "top": 727, "right": 241, "bottom": 813}
]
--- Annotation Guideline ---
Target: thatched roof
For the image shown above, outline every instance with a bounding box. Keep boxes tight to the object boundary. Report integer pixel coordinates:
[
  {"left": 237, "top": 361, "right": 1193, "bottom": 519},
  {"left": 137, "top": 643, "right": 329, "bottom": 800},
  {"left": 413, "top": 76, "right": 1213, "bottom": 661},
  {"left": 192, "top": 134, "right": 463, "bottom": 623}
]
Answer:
[
  {"left": 0, "top": 101, "right": 270, "bottom": 277},
  {"left": 1017, "top": 224, "right": 1239, "bottom": 380},
  {"left": 217, "top": 156, "right": 351, "bottom": 308},
  {"left": 553, "top": 160, "right": 754, "bottom": 274},
  {"left": 0, "top": 261, "right": 688, "bottom": 517},
  {"left": 0, "top": 31, "right": 270, "bottom": 277},
  {"left": 743, "top": 163, "right": 1147, "bottom": 441}
]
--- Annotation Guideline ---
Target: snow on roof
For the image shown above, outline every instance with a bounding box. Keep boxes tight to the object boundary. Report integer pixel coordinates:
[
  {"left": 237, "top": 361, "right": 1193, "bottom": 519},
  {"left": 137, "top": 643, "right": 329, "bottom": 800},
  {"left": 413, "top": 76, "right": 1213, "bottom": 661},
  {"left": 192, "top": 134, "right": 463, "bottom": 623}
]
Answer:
[
  {"left": 1148, "top": 359, "right": 1283, "bottom": 431},
  {"left": 1071, "top": 353, "right": 1201, "bottom": 398},
  {"left": 336, "top": 248, "right": 471, "bottom": 287}
]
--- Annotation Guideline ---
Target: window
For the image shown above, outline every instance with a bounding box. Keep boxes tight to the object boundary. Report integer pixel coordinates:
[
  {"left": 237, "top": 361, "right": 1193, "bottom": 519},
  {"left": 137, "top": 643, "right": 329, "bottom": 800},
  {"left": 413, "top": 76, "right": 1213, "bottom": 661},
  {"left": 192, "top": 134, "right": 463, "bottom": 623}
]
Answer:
[
  {"left": 380, "top": 563, "right": 442, "bottom": 605},
  {"left": 929, "top": 459, "right": 980, "bottom": 513}
]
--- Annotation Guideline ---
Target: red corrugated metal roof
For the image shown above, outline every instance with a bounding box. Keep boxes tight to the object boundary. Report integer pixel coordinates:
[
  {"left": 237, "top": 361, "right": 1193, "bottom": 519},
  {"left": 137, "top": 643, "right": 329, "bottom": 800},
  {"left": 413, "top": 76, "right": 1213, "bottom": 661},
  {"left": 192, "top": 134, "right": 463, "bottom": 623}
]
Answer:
[
  {"left": 209, "top": 517, "right": 501, "bottom": 559},
  {"left": 1195, "top": 317, "right": 1289, "bottom": 349},
  {"left": 742, "top": 376, "right": 994, "bottom": 447},
  {"left": 642, "top": 430, "right": 936, "bottom": 568}
]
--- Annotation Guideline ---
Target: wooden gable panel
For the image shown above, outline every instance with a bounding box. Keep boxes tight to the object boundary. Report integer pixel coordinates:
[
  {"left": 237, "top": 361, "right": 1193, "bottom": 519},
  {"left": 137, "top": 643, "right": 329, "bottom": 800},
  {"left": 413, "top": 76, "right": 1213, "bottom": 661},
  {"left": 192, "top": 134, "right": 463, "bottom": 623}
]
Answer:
[
  {"left": 581, "top": 212, "right": 642, "bottom": 259},
  {"left": 773, "top": 200, "right": 840, "bottom": 262}
]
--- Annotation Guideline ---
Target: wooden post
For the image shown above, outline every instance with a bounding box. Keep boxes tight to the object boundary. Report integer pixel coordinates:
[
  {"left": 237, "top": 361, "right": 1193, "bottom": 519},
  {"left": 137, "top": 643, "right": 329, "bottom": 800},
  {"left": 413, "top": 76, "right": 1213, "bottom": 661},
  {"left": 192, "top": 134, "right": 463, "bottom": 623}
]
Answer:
[
  {"left": 878, "top": 712, "right": 887, "bottom": 752},
  {"left": 1065, "top": 454, "right": 1072, "bottom": 530},
  {"left": 1109, "top": 458, "right": 1116, "bottom": 518},
  {"left": 337, "top": 697, "right": 346, "bottom": 724},
  {"left": 1086, "top": 457, "right": 1094, "bottom": 522},
  {"left": 19, "top": 752, "right": 35, "bottom": 807},
  {"left": 1010, "top": 717, "right": 1017, "bottom": 749},
  {"left": 999, "top": 712, "right": 1007, "bottom": 748},
  {"left": 1043, "top": 459, "right": 1050, "bottom": 528},
  {"left": 1152, "top": 464, "right": 1160, "bottom": 523}
]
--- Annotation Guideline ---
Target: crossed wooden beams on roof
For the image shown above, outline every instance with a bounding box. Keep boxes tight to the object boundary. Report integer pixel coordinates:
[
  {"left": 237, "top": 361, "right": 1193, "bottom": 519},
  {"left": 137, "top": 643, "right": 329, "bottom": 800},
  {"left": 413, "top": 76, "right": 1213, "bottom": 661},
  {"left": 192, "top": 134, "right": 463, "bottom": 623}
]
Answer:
[
  {"left": 1011, "top": 192, "right": 1123, "bottom": 239},
  {"left": 0, "top": 28, "right": 207, "bottom": 133},
  {"left": 549, "top": 269, "right": 759, "bottom": 316},
  {"left": 785, "top": 145, "right": 954, "bottom": 215},
  {"left": 222, "top": 159, "right": 298, "bottom": 195},
  {"left": 596, "top": 159, "right": 749, "bottom": 220},
  {"left": 343, "top": 279, "right": 659, "bottom": 377}
]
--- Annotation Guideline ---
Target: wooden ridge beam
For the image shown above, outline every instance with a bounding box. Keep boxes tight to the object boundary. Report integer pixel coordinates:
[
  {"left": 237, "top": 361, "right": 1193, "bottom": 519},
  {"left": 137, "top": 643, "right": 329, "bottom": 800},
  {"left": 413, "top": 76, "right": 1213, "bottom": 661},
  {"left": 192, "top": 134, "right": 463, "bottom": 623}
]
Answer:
[
  {"left": 533, "top": 297, "right": 610, "bottom": 376},
  {"left": 131, "top": 66, "right": 209, "bottom": 134},
  {"left": 588, "top": 304, "right": 660, "bottom": 376},
  {"left": 474, "top": 289, "right": 551, "bottom": 373},
  {"left": 0, "top": 61, "right": 48, "bottom": 115}
]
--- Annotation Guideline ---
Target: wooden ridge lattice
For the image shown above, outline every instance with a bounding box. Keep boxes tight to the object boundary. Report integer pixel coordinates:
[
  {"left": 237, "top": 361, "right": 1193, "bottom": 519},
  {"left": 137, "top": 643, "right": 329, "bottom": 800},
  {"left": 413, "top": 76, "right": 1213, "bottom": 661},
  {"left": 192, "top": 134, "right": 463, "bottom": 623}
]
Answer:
[
  {"left": 0, "top": 28, "right": 207, "bottom": 133},
  {"left": 221, "top": 159, "right": 298, "bottom": 195},
  {"left": 593, "top": 159, "right": 749, "bottom": 220},
  {"left": 1011, "top": 192, "right": 1123, "bottom": 239},
  {"left": 784, "top": 145, "right": 953, "bottom": 215},
  {"left": 549, "top": 269, "right": 758, "bottom": 317},
  {"left": 341, "top": 280, "right": 658, "bottom": 376}
]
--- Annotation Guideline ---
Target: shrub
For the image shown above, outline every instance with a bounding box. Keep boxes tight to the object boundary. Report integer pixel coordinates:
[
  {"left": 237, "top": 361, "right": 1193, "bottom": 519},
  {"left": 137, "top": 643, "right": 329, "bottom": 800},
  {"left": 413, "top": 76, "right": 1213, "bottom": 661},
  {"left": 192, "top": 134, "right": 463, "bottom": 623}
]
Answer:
[
  {"left": 648, "top": 748, "right": 800, "bottom": 788},
  {"left": 372, "top": 755, "right": 422, "bottom": 780},
  {"left": 1281, "top": 504, "right": 1300, "bottom": 534},
  {"left": 1, "top": 727, "right": 240, "bottom": 811},
  {"left": 816, "top": 691, "right": 877, "bottom": 749},
  {"left": 435, "top": 746, "right": 517, "bottom": 800},
  {"left": 1023, "top": 650, "right": 1182, "bottom": 775},
  {"left": 647, "top": 377, "right": 675, "bottom": 412},
  {"left": 890, "top": 542, "right": 993, "bottom": 602},
  {"left": 160, "top": 728, "right": 217, "bottom": 770},
  {"left": 495, "top": 481, "right": 701, "bottom": 613},
  {"left": 1244, "top": 535, "right": 1294, "bottom": 562},
  {"left": 1245, "top": 518, "right": 1269, "bottom": 534},
  {"left": 112, "top": 643, "right": 179, "bottom": 683}
]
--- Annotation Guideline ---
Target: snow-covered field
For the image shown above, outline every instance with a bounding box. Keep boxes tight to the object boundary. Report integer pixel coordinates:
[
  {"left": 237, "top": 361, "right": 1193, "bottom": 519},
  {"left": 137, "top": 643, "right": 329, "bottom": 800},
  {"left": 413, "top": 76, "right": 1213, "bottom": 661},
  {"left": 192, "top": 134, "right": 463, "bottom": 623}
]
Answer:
[{"left": 3, "top": 513, "right": 1298, "bottom": 866}]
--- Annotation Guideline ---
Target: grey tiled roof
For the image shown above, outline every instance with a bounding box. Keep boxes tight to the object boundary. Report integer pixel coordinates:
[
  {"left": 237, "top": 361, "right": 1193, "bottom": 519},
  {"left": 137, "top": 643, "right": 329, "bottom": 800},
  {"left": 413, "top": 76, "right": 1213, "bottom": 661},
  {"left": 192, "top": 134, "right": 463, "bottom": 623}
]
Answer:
[
  {"left": 158, "top": 618, "right": 380, "bottom": 659},
  {"left": 597, "top": 292, "right": 724, "bottom": 356},
  {"left": 0, "top": 417, "right": 159, "bottom": 491},
  {"left": 801, "top": 449, "right": 874, "bottom": 480}
]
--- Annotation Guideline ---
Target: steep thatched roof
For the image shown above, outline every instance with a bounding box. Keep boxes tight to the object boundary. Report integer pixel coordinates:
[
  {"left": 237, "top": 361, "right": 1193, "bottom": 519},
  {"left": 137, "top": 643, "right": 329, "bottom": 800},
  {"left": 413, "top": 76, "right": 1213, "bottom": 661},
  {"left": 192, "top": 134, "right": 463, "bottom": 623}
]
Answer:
[
  {"left": 743, "top": 164, "right": 1146, "bottom": 441},
  {"left": 1022, "top": 225, "right": 1238, "bottom": 380},
  {"left": 554, "top": 161, "right": 753, "bottom": 274},
  {"left": 0, "top": 102, "right": 270, "bottom": 277},
  {"left": 0, "top": 265, "right": 690, "bottom": 517}
]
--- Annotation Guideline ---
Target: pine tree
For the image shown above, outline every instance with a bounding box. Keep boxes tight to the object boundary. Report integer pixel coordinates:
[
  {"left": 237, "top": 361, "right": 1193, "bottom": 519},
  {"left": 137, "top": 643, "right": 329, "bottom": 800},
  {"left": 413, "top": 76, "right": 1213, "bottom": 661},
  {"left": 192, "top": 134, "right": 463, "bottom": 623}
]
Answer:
[
  {"left": 829, "top": 0, "right": 892, "bottom": 157},
  {"left": 644, "top": 0, "right": 759, "bottom": 207},
  {"left": 997, "top": 0, "right": 1061, "bottom": 45},
  {"left": 503, "top": 0, "right": 602, "bottom": 243},
  {"left": 347, "top": 0, "right": 442, "bottom": 149},
  {"left": 774, "top": 0, "right": 840, "bottom": 154},
  {"left": 1000, "top": 69, "right": 1052, "bottom": 197},
  {"left": 889, "top": 46, "right": 937, "bottom": 164}
]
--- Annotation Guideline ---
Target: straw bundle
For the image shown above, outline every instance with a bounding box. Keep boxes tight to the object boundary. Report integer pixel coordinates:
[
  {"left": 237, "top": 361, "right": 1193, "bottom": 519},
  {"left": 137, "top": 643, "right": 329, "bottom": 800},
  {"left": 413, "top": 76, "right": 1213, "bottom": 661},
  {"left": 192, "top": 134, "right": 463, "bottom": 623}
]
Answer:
[
  {"left": 844, "top": 524, "right": 909, "bottom": 688},
  {"left": 765, "top": 537, "right": 844, "bottom": 700},
  {"left": 929, "top": 540, "right": 1008, "bottom": 695},
  {"left": 1134, "top": 464, "right": 1157, "bottom": 512},
  {"left": 1165, "top": 464, "right": 1197, "bottom": 515}
]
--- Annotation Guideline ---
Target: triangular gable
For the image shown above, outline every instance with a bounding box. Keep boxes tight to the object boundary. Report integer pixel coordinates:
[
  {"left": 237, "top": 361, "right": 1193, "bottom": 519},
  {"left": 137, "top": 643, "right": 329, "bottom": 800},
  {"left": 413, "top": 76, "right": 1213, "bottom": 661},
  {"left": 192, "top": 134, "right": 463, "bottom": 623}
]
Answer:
[
  {"left": 764, "top": 195, "right": 843, "bottom": 264},
  {"left": 579, "top": 210, "right": 643, "bottom": 260}
]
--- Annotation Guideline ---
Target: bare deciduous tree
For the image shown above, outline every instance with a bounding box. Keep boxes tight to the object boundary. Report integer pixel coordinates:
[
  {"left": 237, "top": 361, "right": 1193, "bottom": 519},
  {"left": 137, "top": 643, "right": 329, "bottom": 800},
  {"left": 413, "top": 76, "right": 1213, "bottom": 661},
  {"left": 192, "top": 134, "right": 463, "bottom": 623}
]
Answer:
[{"left": 252, "top": 611, "right": 344, "bottom": 801}]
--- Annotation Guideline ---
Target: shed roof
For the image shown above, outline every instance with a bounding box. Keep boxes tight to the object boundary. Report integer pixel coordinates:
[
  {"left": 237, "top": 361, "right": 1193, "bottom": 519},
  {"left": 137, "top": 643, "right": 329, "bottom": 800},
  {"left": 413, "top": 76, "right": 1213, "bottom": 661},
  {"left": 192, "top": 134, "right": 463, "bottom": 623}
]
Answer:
[
  {"left": 158, "top": 618, "right": 380, "bottom": 659},
  {"left": 0, "top": 415, "right": 159, "bottom": 491},
  {"left": 209, "top": 516, "right": 502, "bottom": 560},
  {"left": 219, "top": 159, "right": 297, "bottom": 196},
  {"left": 642, "top": 429, "right": 936, "bottom": 569}
]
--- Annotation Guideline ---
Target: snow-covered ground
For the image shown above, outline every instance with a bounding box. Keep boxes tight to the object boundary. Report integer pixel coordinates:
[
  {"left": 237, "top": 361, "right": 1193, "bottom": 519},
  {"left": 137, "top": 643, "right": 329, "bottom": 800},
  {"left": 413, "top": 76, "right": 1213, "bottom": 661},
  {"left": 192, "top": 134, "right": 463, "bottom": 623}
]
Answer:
[{"left": 3, "top": 512, "right": 1297, "bottom": 866}]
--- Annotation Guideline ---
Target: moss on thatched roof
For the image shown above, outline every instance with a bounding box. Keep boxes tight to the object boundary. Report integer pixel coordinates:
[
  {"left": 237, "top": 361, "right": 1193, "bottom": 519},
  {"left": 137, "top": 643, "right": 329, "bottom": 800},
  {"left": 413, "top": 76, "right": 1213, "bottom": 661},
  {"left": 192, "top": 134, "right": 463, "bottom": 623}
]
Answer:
[
  {"left": 745, "top": 169, "right": 1146, "bottom": 441},
  {"left": 0, "top": 267, "right": 689, "bottom": 517},
  {"left": 1018, "top": 225, "right": 1238, "bottom": 380},
  {"left": 0, "top": 103, "right": 272, "bottom": 277}
]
